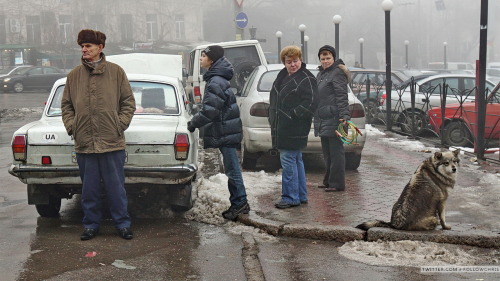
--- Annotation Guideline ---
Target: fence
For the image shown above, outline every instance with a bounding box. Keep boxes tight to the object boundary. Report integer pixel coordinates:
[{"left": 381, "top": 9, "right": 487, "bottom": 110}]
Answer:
[{"left": 351, "top": 76, "right": 500, "bottom": 162}]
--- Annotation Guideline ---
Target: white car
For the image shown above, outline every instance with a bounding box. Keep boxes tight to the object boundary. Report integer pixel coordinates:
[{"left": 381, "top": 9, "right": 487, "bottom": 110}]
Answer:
[
  {"left": 8, "top": 73, "right": 199, "bottom": 217},
  {"left": 236, "top": 64, "right": 366, "bottom": 170},
  {"left": 378, "top": 73, "right": 496, "bottom": 134}
]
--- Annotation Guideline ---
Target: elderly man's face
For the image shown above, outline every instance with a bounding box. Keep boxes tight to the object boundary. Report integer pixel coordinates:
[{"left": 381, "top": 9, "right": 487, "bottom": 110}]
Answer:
[{"left": 81, "top": 43, "right": 103, "bottom": 62}]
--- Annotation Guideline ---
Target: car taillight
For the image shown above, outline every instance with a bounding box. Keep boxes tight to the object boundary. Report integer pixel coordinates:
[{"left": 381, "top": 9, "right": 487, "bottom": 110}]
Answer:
[
  {"left": 250, "top": 102, "right": 270, "bottom": 117},
  {"left": 349, "top": 104, "right": 365, "bottom": 118},
  {"left": 174, "top": 133, "right": 190, "bottom": 160},
  {"left": 379, "top": 93, "right": 387, "bottom": 106},
  {"left": 194, "top": 86, "right": 201, "bottom": 104},
  {"left": 12, "top": 135, "right": 27, "bottom": 161}
]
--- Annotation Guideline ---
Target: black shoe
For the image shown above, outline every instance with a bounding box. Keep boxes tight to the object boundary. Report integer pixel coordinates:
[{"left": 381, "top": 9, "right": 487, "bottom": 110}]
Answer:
[
  {"left": 300, "top": 200, "right": 308, "bottom": 204},
  {"left": 317, "top": 184, "right": 328, "bottom": 188},
  {"left": 117, "top": 227, "right": 133, "bottom": 240},
  {"left": 325, "top": 187, "right": 344, "bottom": 192},
  {"left": 80, "top": 228, "right": 98, "bottom": 241},
  {"left": 275, "top": 201, "right": 300, "bottom": 209},
  {"left": 222, "top": 201, "right": 250, "bottom": 221}
]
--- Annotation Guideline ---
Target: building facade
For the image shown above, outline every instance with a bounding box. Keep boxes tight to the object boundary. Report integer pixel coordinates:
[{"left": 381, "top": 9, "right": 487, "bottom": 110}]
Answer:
[{"left": 0, "top": 0, "right": 204, "bottom": 69}]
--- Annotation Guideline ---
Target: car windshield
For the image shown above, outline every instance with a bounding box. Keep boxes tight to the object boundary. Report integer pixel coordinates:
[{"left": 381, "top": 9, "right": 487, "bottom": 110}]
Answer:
[
  {"left": 258, "top": 69, "right": 319, "bottom": 92},
  {"left": 47, "top": 81, "right": 179, "bottom": 116}
]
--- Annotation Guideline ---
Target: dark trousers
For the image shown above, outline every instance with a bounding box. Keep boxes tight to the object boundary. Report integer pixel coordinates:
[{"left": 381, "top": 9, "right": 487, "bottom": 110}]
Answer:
[
  {"left": 321, "top": 136, "right": 346, "bottom": 190},
  {"left": 76, "top": 150, "right": 131, "bottom": 229}
]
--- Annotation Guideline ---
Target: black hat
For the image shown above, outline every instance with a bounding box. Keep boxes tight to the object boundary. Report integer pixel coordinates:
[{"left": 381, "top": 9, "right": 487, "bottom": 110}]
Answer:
[
  {"left": 77, "top": 29, "right": 106, "bottom": 47},
  {"left": 318, "top": 45, "right": 336, "bottom": 60},
  {"left": 203, "top": 45, "right": 224, "bottom": 62}
]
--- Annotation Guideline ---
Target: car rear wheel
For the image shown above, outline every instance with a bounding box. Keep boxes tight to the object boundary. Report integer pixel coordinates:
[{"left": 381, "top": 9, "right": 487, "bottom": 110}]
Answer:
[
  {"left": 13, "top": 82, "right": 24, "bottom": 93},
  {"left": 345, "top": 152, "right": 362, "bottom": 170},
  {"left": 240, "top": 140, "right": 258, "bottom": 170},
  {"left": 35, "top": 195, "right": 61, "bottom": 217},
  {"left": 363, "top": 99, "right": 379, "bottom": 123},
  {"left": 444, "top": 121, "right": 473, "bottom": 147}
]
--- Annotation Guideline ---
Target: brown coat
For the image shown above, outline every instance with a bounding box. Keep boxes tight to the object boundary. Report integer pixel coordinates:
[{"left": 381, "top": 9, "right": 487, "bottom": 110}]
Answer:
[{"left": 61, "top": 54, "right": 136, "bottom": 153}]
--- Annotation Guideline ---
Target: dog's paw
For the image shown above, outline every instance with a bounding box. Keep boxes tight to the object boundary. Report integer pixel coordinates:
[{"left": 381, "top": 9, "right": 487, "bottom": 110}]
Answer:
[{"left": 442, "top": 225, "right": 451, "bottom": 230}]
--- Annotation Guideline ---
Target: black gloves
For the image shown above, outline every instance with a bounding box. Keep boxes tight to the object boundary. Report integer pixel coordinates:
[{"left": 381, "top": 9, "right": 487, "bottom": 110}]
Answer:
[{"left": 187, "top": 121, "right": 195, "bottom": 133}]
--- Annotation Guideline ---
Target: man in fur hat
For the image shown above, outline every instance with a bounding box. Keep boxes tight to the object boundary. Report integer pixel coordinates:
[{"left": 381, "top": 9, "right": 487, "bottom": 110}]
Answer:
[{"left": 61, "top": 29, "right": 136, "bottom": 241}]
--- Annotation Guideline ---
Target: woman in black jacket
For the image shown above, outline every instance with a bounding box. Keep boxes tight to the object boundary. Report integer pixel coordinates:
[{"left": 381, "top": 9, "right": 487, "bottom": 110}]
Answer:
[
  {"left": 269, "top": 46, "right": 317, "bottom": 209},
  {"left": 313, "top": 45, "right": 351, "bottom": 192},
  {"left": 188, "top": 45, "right": 249, "bottom": 220}
]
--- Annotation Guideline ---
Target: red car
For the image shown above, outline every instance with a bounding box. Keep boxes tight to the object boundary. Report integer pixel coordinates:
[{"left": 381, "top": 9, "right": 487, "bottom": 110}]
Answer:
[{"left": 427, "top": 91, "right": 500, "bottom": 147}]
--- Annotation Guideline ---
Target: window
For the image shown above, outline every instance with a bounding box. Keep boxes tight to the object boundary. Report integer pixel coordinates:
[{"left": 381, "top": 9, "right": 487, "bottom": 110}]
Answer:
[
  {"left": 146, "top": 14, "right": 157, "bottom": 41},
  {"left": 26, "top": 16, "right": 41, "bottom": 44},
  {"left": 120, "top": 14, "right": 133, "bottom": 42},
  {"left": 0, "top": 15, "right": 5, "bottom": 44},
  {"left": 175, "top": 15, "right": 185, "bottom": 40},
  {"left": 59, "top": 15, "right": 72, "bottom": 44}
]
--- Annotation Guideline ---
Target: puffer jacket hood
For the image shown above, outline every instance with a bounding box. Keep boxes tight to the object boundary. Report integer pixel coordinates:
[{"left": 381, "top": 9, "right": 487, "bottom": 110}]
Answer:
[{"left": 203, "top": 57, "right": 234, "bottom": 82}]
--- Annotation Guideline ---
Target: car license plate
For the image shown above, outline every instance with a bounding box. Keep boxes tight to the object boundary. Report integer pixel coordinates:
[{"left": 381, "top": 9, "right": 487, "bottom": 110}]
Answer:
[{"left": 71, "top": 151, "right": 128, "bottom": 163}]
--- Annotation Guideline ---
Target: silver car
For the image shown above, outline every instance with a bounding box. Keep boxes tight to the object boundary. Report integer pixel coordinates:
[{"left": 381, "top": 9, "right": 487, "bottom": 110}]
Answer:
[{"left": 236, "top": 64, "right": 366, "bottom": 170}]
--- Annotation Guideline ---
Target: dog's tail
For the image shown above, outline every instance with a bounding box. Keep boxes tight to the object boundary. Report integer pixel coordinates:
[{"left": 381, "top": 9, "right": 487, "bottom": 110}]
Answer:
[{"left": 355, "top": 220, "right": 392, "bottom": 230}]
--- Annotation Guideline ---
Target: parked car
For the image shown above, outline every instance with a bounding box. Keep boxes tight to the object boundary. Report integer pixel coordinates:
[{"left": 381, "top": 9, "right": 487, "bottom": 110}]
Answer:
[
  {"left": 8, "top": 60, "right": 198, "bottom": 217},
  {"left": 358, "top": 73, "right": 435, "bottom": 119},
  {"left": 1, "top": 66, "right": 66, "bottom": 93},
  {"left": 350, "top": 69, "right": 408, "bottom": 96},
  {"left": 0, "top": 65, "right": 32, "bottom": 78},
  {"left": 185, "top": 40, "right": 267, "bottom": 104},
  {"left": 427, "top": 90, "right": 500, "bottom": 147},
  {"left": 378, "top": 74, "right": 496, "bottom": 134},
  {"left": 236, "top": 64, "right": 366, "bottom": 170}
]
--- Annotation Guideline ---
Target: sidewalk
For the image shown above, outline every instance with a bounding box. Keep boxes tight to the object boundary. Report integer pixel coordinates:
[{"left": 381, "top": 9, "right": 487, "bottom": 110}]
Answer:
[{"left": 237, "top": 132, "right": 500, "bottom": 248}]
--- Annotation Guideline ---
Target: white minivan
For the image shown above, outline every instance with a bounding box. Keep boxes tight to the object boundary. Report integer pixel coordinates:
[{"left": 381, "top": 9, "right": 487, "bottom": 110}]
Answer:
[{"left": 185, "top": 40, "right": 267, "bottom": 104}]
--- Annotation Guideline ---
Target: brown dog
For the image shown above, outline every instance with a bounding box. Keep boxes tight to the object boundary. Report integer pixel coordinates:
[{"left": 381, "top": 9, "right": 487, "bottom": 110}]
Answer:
[{"left": 357, "top": 150, "right": 460, "bottom": 231}]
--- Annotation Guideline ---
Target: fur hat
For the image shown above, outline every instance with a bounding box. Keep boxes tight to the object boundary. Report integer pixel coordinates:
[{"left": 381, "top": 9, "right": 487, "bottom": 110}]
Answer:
[
  {"left": 203, "top": 45, "right": 224, "bottom": 62},
  {"left": 77, "top": 29, "right": 106, "bottom": 47},
  {"left": 318, "top": 45, "right": 336, "bottom": 60}
]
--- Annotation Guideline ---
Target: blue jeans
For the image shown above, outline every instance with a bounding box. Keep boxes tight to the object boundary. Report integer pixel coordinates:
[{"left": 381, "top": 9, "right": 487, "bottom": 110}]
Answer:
[
  {"left": 76, "top": 150, "right": 131, "bottom": 230},
  {"left": 220, "top": 147, "right": 247, "bottom": 207},
  {"left": 279, "top": 150, "right": 307, "bottom": 204}
]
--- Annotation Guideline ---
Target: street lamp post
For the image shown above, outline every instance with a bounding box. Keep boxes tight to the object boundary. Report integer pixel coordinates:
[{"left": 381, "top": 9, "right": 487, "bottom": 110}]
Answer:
[
  {"left": 304, "top": 35, "right": 309, "bottom": 63},
  {"left": 299, "top": 24, "right": 306, "bottom": 58},
  {"left": 332, "top": 15, "right": 342, "bottom": 55},
  {"left": 382, "top": 0, "right": 393, "bottom": 131},
  {"left": 358, "top": 38, "right": 364, "bottom": 68},
  {"left": 404, "top": 40, "right": 409, "bottom": 69},
  {"left": 443, "top": 42, "right": 448, "bottom": 69},
  {"left": 276, "top": 31, "right": 282, "bottom": 63}
]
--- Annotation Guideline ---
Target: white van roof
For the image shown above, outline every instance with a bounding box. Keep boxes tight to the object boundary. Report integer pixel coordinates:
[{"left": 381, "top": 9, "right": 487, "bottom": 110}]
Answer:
[
  {"left": 192, "top": 40, "right": 260, "bottom": 51},
  {"left": 107, "top": 53, "right": 183, "bottom": 80}
]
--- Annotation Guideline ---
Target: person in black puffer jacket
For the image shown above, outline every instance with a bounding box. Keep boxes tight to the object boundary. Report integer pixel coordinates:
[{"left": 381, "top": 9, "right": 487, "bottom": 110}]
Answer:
[
  {"left": 188, "top": 45, "right": 249, "bottom": 221},
  {"left": 269, "top": 46, "right": 317, "bottom": 209},
  {"left": 313, "top": 45, "right": 351, "bottom": 192}
]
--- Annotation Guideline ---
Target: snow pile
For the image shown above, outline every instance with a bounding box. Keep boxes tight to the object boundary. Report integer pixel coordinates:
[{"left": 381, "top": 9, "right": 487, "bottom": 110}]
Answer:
[
  {"left": 339, "top": 240, "right": 500, "bottom": 267},
  {"left": 185, "top": 170, "right": 281, "bottom": 225},
  {"left": 0, "top": 107, "right": 43, "bottom": 120}
]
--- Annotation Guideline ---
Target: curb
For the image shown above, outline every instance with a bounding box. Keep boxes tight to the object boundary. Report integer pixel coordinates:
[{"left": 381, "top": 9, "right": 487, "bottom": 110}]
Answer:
[{"left": 238, "top": 212, "right": 500, "bottom": 248}]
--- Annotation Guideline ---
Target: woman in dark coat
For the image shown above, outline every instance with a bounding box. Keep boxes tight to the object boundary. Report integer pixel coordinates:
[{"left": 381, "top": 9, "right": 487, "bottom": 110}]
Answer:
[
  {"left": 313, "top": 45, "right": 351, "bottom": 192},
  {"left": 188, "top": 45, "right": 249, "bottom": 220},
  {"left": 269, "top": 46, "right": 317, "bottom": 208}
]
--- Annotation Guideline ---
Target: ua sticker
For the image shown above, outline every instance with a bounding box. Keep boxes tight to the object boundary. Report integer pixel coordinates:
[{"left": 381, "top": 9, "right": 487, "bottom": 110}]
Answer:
[{"left": 43, "top": 133, "right": 58, "bottom": 143}]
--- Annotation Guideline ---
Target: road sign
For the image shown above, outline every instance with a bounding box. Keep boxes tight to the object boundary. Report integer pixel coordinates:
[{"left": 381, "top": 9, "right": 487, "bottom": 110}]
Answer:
[{"left": 235, "top": 12, "right": 248, "bottom": 29}]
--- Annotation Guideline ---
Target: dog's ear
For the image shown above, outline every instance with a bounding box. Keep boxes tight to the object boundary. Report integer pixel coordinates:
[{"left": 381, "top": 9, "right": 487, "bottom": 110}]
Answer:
[
  {"left": 434, "top": 151, "right": 443, "bottom": 160},
  {"left": 453, "top": 149, "right": 460, "bottom": 158}
]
